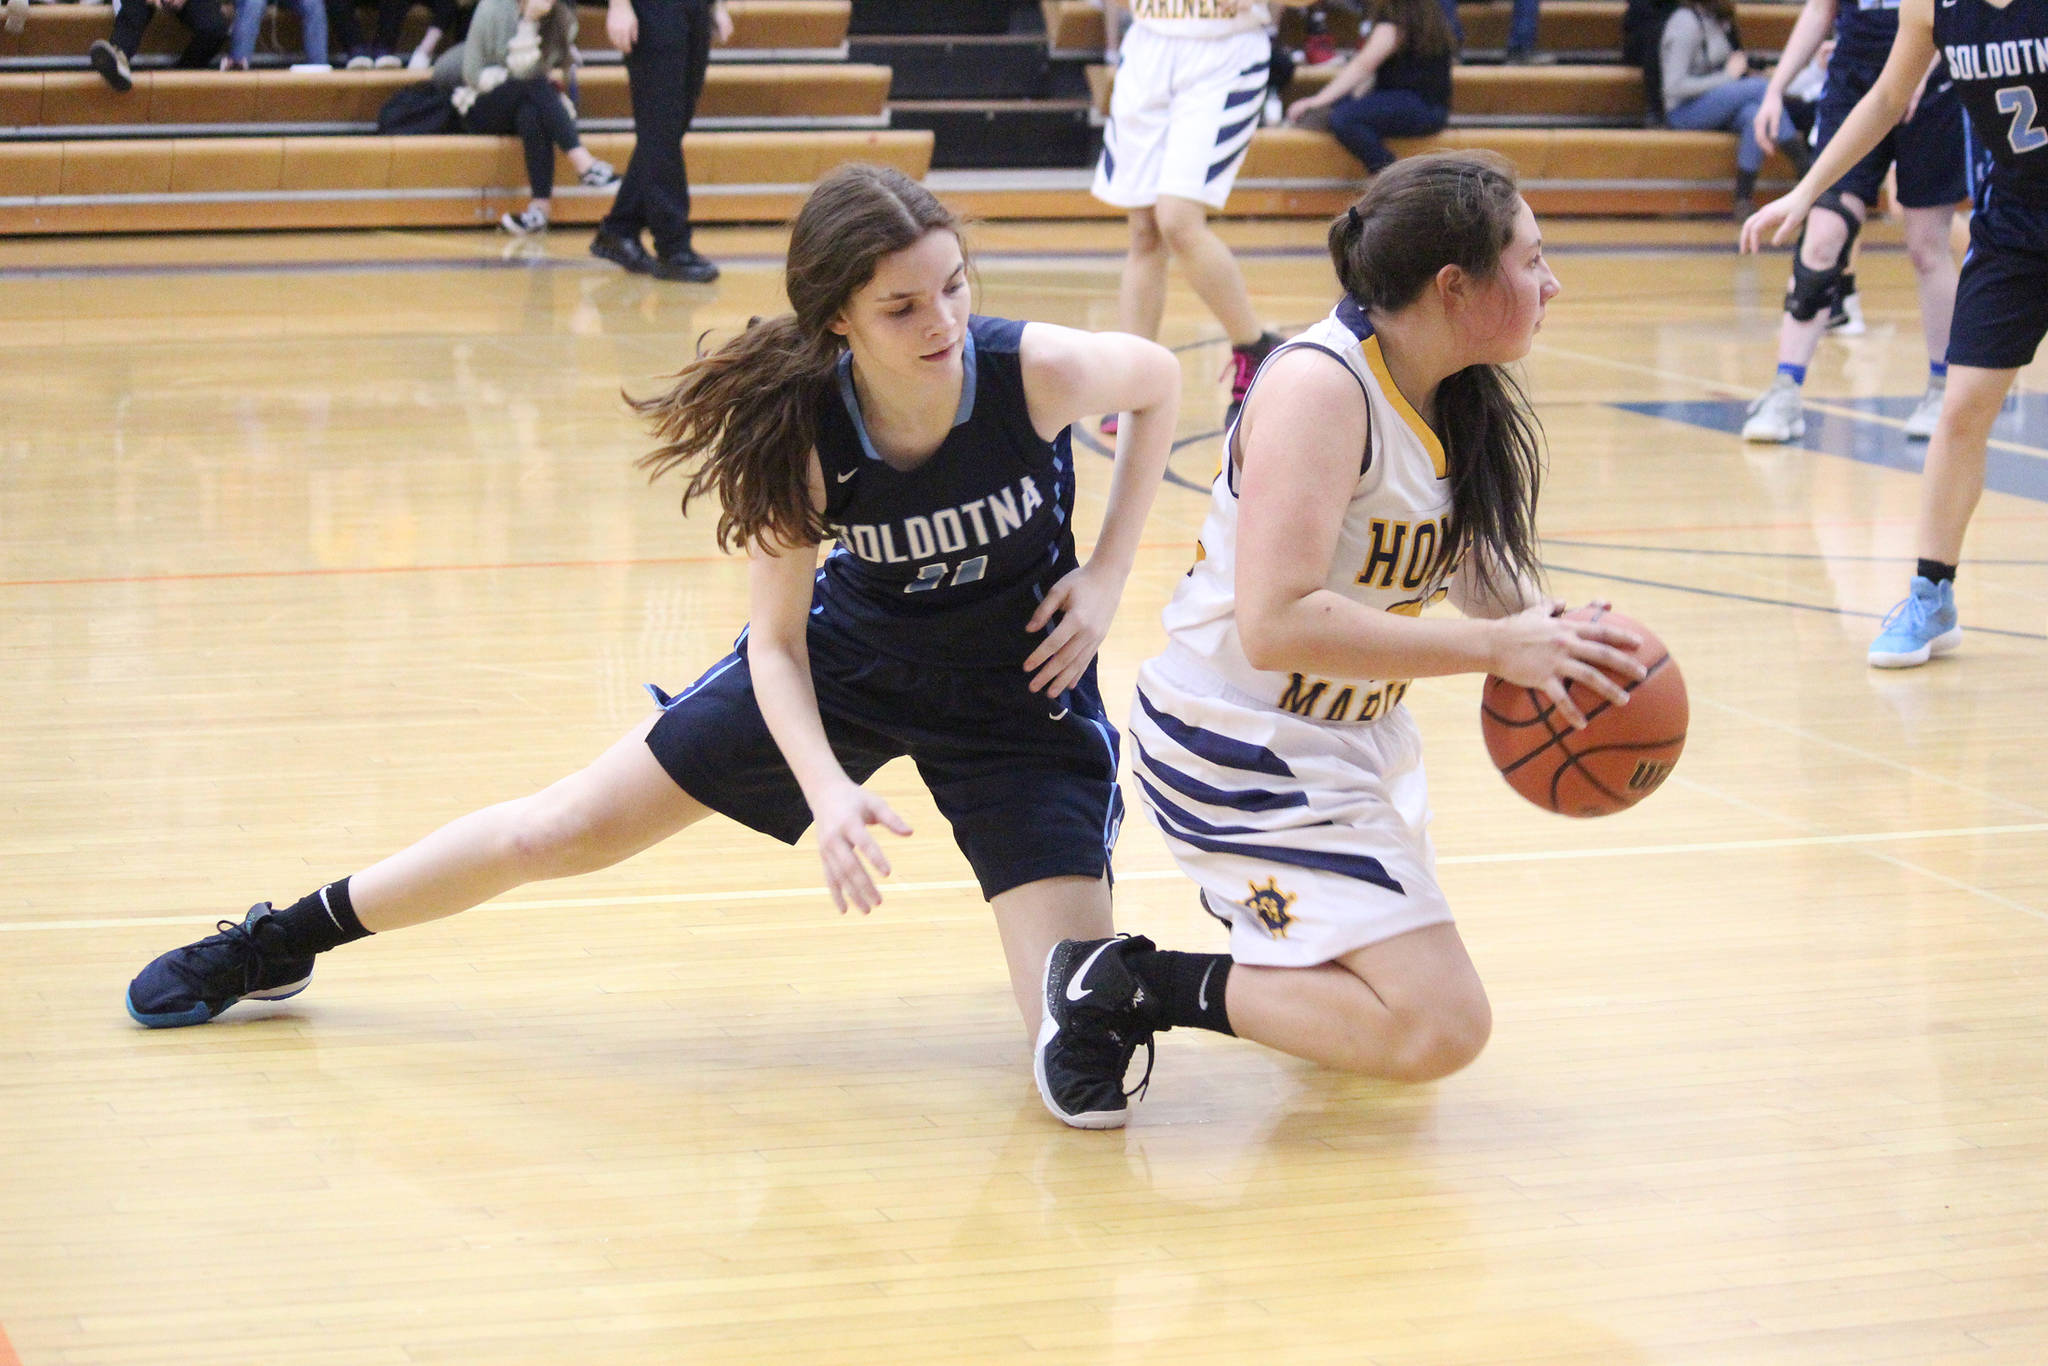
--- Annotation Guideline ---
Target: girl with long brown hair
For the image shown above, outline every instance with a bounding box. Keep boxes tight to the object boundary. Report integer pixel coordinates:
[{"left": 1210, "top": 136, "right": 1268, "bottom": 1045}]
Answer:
[
  {"left": 125, "top": 164, "right": 1183, "bottom": 1129},
  {"left": 1032, "top": 153, "right": 1646, "bottom": 1121}
]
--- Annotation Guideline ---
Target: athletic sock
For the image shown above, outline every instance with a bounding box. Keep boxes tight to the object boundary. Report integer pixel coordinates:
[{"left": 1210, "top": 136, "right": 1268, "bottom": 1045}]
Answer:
[
  {"left": 1126, "top": 947, "right": 1234, "bottom": 1036},
  {"left": 1777, "top": 362, "right": 1808, "bottom": 386},
  {"left": 271, "top": 877, "right": 372, "bottom": 956},
  {"left": 1916, "top": 558, "right": 1957, "bottom": 585}
]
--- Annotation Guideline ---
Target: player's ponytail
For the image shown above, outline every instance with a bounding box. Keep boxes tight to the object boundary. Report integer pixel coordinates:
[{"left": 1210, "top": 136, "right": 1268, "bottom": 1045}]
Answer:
[
  {"left": 1328, "top": 151, "right": 1544, "bottom": 606},
  {"left": 631, "top": 164, "right": 963, "bottom": 553}
]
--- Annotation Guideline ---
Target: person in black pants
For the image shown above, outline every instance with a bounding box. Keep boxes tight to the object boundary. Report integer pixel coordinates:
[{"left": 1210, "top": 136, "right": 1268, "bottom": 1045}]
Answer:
[
  {"left": 590, "top": 0, "right": 729, "bottom": 282},
  {"left": 88, "top": 0, "right": 229, "bottom": 92}
]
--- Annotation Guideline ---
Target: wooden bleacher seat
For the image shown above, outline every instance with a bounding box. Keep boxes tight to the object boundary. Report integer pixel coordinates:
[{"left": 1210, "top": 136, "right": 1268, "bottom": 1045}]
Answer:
[
  {"left": 0, "top": 63, "right": 891, "bottom": 130},
  {"left": 1088, "top": 62, "right": 1649, "bottom": 125},
  {"left": 1042, "top": 0, "right": 1799, "bottom": 58},
  {"left": 0, "top": 126, "right": 930, "bottom": 233},
  {"left": 0, "top": 0, "right": 849, "bottom": 63},
  {"left": 1236, "top": 124, "right": 1794, "bottom": 214}
]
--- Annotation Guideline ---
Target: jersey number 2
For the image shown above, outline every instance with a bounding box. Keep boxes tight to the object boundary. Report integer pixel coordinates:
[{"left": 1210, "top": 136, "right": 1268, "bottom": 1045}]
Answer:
[
  {"left": 1997, "top": 86, "right": 2048, "bottom": 154},
  {"left": 905, "top": 554, "right": 989, "bottom": 593}
]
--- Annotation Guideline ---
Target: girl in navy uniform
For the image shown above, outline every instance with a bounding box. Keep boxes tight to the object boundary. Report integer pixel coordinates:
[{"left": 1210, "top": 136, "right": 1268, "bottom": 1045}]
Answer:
[
  {"left": 1743, "top": 0, "right": 1969, "bottom": 444},
  {"left": 1744, "top": 0, "right": 2048, "bottom": 666},
  {"left": 125, "top": 165, "right": 1182, "bottom": 1128}
]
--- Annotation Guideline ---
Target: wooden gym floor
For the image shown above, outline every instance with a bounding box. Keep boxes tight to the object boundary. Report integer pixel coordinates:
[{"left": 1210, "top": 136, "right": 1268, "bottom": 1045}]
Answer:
[{"left": 2, "top": 217, "right": 2045, "bottom": 1366}]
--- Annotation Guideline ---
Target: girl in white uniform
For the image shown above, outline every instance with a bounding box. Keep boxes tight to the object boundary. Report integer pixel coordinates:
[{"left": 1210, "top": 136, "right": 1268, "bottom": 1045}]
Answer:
[
  {"left": 1033, "top": 152, "right": 1648, "bottom": 1127},
  {"left": 1093, "top": 1, "right": 1306, "bottom": 433}
]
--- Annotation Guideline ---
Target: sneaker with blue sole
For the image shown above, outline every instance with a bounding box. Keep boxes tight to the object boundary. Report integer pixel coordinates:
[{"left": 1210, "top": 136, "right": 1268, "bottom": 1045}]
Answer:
[
  {"left": 1868, "top": 575, "right": 1961, "bottom": 669},
  {"left": 126, "top": 903, "right": 315, "bottom": 1028}
]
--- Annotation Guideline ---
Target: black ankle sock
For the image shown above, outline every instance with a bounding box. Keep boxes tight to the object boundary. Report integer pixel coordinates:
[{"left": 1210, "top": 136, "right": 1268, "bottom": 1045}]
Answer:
[
  {"left": 1916, "top": 558, "right": 1957, "bottom": 585},
  {"left": 271, "top": 877, "right": 372, "bottom": 956},
  {"left": 1127, "top": 947, "right": 1234, "bottom": 1036}
]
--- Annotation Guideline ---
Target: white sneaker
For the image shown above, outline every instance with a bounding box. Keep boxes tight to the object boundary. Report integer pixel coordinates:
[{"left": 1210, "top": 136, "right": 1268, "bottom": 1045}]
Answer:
[
  {"left": 4, "top": 0, "right": 29, "bottom": 38},
  {"left": 1903, "top": 377, "right": 1945, "bottom": 441},
  {"left": 1827, "top": 291, "right": 1866, "bottom": 336},
  {"left": 1742, "top": 374, "right": 1806, "bottom": 443},
  {"left": 499, "top": 206, "right": 549, "bottom": 236}
]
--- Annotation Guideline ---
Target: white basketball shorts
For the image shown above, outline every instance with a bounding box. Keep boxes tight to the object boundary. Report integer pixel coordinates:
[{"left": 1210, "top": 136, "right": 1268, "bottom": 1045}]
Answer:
[
  {"left": 1092, "top": 24, "right": 1272, "bottom": 211},
  {"left": 1127, "top": 650, "right": 1454, "bottom": 968}
]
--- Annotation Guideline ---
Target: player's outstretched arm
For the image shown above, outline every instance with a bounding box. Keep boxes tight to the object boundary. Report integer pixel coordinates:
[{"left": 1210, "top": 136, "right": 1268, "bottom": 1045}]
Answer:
[
  {"left": 1753, "top": 0, "right": 1838, "bottom": 145},
  {"left": 1016, "top": 324, "right": 1181, "bottom": 696},
  {"left": 1741, "top": 0, "right": 1935, "bottom": 251},
  {"left": 744, "top": 457, "right": 911, "bottom": 914}
]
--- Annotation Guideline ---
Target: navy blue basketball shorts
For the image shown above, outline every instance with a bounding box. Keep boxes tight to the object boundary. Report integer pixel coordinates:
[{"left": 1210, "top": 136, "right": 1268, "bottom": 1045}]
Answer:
[
  {"left": 644, "top": 632, "right": 1124, "bottom": 901},
  {"left": 1815, "top": 73, "right": 1966, "bottom": 209},
  {"left": 1947, "top": 207, "right": 2048, "bottom": 370}
]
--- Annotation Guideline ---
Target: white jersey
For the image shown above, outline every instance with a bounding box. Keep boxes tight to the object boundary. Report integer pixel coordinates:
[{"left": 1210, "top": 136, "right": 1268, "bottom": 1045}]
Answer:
[
  {"left": 1160, "top": 296, "right": 1455, "bottom": 726},
  {"left": 1126, "top": 0, "right": 1271, "bottom": 39}
]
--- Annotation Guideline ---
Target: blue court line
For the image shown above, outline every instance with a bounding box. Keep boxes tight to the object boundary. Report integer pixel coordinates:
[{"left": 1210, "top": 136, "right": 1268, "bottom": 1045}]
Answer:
[
  {"left": 1544, "top": 538, "right": 2048, "bottom": 567},
  {"left": 1548, "top": 563, "right": 2048, "bottom": 642},
  {"left": 1614, "top": 397, "right": 2048, "bottom": 502}
]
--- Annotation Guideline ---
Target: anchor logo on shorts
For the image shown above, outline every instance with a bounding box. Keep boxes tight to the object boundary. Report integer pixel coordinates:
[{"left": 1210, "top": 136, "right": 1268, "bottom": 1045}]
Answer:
[{"left": 1246, "top": 877, "right": 1297, "bottom": 939}]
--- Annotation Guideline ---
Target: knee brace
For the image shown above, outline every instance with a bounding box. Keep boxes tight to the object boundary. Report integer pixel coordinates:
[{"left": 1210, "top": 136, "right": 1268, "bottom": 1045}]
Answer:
[{"left": 1784, "top": 191, "right": 1861, "bottom": 323}]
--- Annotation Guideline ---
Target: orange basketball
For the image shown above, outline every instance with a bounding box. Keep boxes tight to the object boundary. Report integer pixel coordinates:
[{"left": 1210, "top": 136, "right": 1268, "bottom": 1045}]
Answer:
[{"left": 1479, "top": 605, "right": 1687, "bottom": 817}]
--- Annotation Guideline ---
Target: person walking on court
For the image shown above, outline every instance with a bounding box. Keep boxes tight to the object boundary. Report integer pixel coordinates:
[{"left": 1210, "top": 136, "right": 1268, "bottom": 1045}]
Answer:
[
  {"left": 125, "top": 165, "right": 1185, "bottom": 1130},
  {"left": 1031, "top": 153, "right": 1649, "bottom": 1126},
  {"left": 589, "top": 0, "right": 728, "bottom": 281},
  {"left": 1744, "top": 0, "right": 2048, "bottom": 668},
  {"left": 1739, "top": 0, "right": 1966, "bottom": 445},
  {"left": 1093, "top": 0, "right": 1312, "bottom": 436}
]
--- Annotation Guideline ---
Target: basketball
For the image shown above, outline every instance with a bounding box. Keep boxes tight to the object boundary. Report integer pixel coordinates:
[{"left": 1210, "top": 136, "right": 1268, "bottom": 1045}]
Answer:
[{"left": 1480, "top": 605, "right": 1688, "bottom": 817}]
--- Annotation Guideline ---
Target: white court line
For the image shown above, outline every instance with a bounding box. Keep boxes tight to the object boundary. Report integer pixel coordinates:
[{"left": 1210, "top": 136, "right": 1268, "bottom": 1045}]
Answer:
[{"left": 7, "top": 823, "right": 2044, "bottom": 933}]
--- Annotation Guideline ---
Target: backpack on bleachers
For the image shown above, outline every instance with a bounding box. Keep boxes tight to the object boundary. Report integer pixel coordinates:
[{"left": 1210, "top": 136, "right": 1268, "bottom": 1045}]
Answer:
[
  {"left": 1622, "top": 0, "right": 1681, "bottom": 127},
  {"left": 377, "top": 82, "right": 460, "bottom": 135}
]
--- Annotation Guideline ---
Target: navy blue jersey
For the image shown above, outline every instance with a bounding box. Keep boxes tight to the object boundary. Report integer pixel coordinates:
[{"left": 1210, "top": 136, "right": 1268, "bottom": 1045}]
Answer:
[
  {"left": 1937, "top": 0, "right": 2048, "bottom": 213},
  {"left": 1836, "top": 0, "right": 1907, "bottom": 75},
  {"left": 810, "top": 314, "right": 1078, "bottom": 669}
]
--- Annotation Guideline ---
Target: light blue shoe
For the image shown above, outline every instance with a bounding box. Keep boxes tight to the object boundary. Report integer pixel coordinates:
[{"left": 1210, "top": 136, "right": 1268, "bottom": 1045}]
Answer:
[{"left": 1868, "top": 575, "right": 1961, "bottom": 669}]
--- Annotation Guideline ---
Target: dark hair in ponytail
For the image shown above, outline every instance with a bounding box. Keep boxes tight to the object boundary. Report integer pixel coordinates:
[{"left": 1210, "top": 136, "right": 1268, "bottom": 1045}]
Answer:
[
  {"left": 1326, "top": 150, "right": 1543, "bottom": 605},
  {"left": 630, "top": 164, "right": 962, "bottom": 552}
]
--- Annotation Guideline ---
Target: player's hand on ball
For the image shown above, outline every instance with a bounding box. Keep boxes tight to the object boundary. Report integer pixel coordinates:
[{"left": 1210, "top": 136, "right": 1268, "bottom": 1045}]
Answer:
[
  {"left": 1024, "top": 562, "right": 1123, "bottom": 697},
  {"left": 1489, "top": 603, "right": 1646, "bottom": 729},
  {"left": 812, "top": 783, "right": 912, "bottom": 915}
]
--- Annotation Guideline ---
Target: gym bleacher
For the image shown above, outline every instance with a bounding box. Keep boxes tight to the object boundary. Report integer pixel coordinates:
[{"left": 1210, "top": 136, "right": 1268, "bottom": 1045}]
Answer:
[
  {"left": 0, "top": 0, "right": 1802, "bottom": 235},
  {"left": 0, "top": 0, "right": 931, "bottom": 232}
]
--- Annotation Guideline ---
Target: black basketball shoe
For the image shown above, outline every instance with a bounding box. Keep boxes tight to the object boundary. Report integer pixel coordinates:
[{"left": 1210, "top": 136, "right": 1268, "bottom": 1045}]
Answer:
[
  {"left": 126, "top": 903, "right": 315, "bottom": 1028},
  {"left": 1035, "top": 934, "right": 1157, "bottom": 1129}
]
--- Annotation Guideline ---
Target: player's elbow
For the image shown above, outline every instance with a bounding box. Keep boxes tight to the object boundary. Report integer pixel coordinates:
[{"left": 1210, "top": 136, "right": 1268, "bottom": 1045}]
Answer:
[{"left": 1237, "top": 607, "right": 1292, "bottom": 673}]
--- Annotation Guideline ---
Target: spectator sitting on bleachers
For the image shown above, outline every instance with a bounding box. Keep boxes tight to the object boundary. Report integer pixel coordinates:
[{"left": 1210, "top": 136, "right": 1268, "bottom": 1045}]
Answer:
[
  {"left": 329, "top": 0, "right": 463, "bottom": 69},
  {"left": 1504, "top": 0, "right": 1546, "bottom": 64},
  {"left": 88, "top": 0, "right": 231, "bottom": 91},
  {"left": 1659, "top": 0, "right": 1770, "bottom": 211},
  {"left": 435, "top": 0, "right": 617, "bottom": 235},
  {"left": 220, "top": 0, "right": 326, "bottom": 68},
  {"left": 1283, "top": 0, "right": 1454, "bottom": 176}
]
